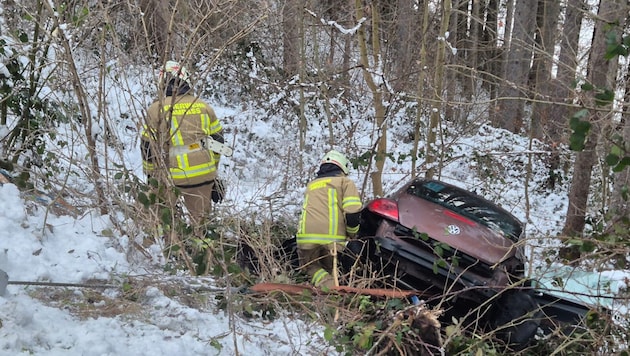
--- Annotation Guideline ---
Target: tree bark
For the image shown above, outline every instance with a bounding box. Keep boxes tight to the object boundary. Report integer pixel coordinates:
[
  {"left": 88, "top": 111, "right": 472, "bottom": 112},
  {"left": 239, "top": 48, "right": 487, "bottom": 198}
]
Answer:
[
  {"left": 412, "top": 0, "right": 431, "bottom": 178},
  {"left": 562, "top": 0, "right": 626, "bottom": 235},
  {"left": 384, "top": 0, "right": 418, "bottom": 91},
  {"left": 530, "top": 0, "right": 561, "bottom": 140},
  {"left": 549, "top": 0, "right": 585, "bottom": 145},
  {"left": 283, "top": 0, "right": 302, "bottom": 78},
  {"left": 425, "top": 0, "right": 452, "bottom": 180},
  {"left": 610, "top": 21, "right": 630, "bottom": 220},
  {"left": 480, "top": 0, "right": 500, "bottom": 100},
  {"left": 139, "top": 0, "right": 170, "bottom": 63},
  {"left": 494, "top": 0, "right": 538, "bottom": 133},
  {"left": 355, "top": 0, "right": 386, "bottom": 198}
]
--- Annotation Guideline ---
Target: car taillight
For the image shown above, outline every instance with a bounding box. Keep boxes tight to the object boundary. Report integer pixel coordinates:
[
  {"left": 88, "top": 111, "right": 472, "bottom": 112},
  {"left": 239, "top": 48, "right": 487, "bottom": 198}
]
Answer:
[{"left": 367, "top": 198, "right": 399, "bottom": 222}]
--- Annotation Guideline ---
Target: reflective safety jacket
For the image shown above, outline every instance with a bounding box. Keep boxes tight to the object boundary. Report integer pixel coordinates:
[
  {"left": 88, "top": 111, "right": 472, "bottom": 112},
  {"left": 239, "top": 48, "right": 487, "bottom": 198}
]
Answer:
[
  {"left": 296, "top": 174, "right": 362, "bottom": 246},
  {"left": 141, "top": 94, "right": 222, "bottom": 187}
]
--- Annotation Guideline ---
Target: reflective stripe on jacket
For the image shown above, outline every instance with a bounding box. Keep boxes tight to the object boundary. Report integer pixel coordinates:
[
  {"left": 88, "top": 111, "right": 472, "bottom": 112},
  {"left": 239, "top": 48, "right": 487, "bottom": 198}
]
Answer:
[
  {"left": 141, "top": 95, "right": 222, "bottom": 186},
  {"left": 296, "top": 174, "right": 362, "bottom": 245}
]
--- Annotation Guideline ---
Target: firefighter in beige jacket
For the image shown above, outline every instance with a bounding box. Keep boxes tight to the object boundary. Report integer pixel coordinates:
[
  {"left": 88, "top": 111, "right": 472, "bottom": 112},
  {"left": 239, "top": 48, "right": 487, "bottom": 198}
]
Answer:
[
  {"left": 141, "top": 61, "right": 224, "bottom": 227},
  {"left": 296, "top": 150, "right": 363, "bottom": 288}
]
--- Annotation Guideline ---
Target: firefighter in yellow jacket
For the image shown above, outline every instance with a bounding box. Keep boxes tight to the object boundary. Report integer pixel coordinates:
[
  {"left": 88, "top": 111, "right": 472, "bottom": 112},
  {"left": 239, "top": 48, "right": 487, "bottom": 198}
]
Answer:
[
  {"left": 140, "top": 60, "right": 224, "bottom": 227},
  {"left": 296, "top": 150, "right": 363, "bottom": 288}
]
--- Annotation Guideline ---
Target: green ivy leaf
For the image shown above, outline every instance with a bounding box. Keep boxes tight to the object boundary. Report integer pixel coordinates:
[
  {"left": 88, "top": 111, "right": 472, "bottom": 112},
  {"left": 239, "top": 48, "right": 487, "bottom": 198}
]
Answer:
[
  {"left": 160, "top": 207, "right": 172, "bottom": 225},
  {"left": 605, "top": 31, "right": 628, "bottom": 59},
  {"left": 451, "top": 256, "right": 460, "bottom": 267},
  {"left": 613, "top": 157, "right": 630, "bottom": 172},
  {"left": 573, "top": 108, "right": 589, "bottom": 120},
  {"left": 137, "top": 192, "right": 149, "bottom": 207},
  {"left": 324, "top": 326, "right": 334, "bottom": 342},
  {"left": 580, "top": 83, "right": 594, "bottom": 91},
  {"left": 605, "top": 153, "right": 620, "bottom": 166},
  {"left": 569, "top": 133, "right": 587, "bottom": 151},
  {"left": 566, "top": 239, "right": 583, "bottom": 246},
  {"left": 122, "top": 282, "right": 133, "bottom": 293},
  {"left": 209, "top": 339, "right": 222, "bottom": 351},
  {"left": 579, "top": 240, "right": 595, "bottom": 253},
  {"left": 353, "top": 325, "right": 374, "bottom": 349},
  {"left": 568, "top": 115, "right": 591, "bottom": 151},
  {"left": 594, "top": 89, "right": 614, "bottom": 106}
]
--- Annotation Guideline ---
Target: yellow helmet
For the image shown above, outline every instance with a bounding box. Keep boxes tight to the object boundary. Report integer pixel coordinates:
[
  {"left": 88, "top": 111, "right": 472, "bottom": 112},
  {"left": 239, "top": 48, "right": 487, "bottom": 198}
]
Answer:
[
  {"left": 321, "top": 150, "right": 350, "bottom": 175},
  {"left": 159, "top": 60, "right": 191, "bottom": 86}
]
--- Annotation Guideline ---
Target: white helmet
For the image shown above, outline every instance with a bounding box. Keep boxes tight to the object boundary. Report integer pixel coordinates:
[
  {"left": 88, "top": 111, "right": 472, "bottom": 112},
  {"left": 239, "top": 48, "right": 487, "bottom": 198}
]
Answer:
[
  {"left": 159, "top": 60, "right": 191, "bottom": 86},
  {"left": 321, "top": 150, "right": 350, "bottom": 175}
]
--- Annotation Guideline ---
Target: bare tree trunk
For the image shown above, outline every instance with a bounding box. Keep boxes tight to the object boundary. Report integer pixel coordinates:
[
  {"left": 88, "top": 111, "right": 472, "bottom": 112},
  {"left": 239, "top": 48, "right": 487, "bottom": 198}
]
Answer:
[
  {"left": 503, "top": 0, "right": 515, "bottom": 53},
  {"left": 469, "top": 0, "right": 480, "bottom": 76},
  {"left": 533, "top": 0, "right": 585, "bottom": 191},
  {"left": 480, "top": 0, "right": 500, "bottom": 98},
  {"left": 386, "top": 0, "right": 418, "bottom": 91},
  {"left": 453, "top": 0, "right": 470, "bottom": 96},
  {"left": 610, "top": 20, "right": 630, "bottom": 220},
  {"left": 491, "top": 0, "right": 515, "bottom": 118},
  {"left": 562, "top": 0, "right": 626, "bottom": 235},
  {"left": 494, "top": 0, "right": 537, "bottom": 133},
  {"left": 283, "top": 0, "right": 302, "bottom": 78},
  {"left": 530, "top": 0, "right": 560, "bottom": 140},
  {"left": 550, "top": 0, "right": 585, "bottom": 145},
  {"left": 443, "top": 1, "right": 460, "bottom": 122},
  {"left": 425, "top": 0, "right": 452, "bottom": 180},
  {"left": 412, "top": 0, "right": 431, "bottom": 178},
  {"left": 139, "top": 0, "right": 170, "bottom": 63},
  {"left": 311, "top": 5, "right": 335, "bottom": 148},
  {"left": 298, "top": 1, "right": 307, "bottom": 171},
  {"left": 355, "top": 0, "right": 386, "bottom": 198}
]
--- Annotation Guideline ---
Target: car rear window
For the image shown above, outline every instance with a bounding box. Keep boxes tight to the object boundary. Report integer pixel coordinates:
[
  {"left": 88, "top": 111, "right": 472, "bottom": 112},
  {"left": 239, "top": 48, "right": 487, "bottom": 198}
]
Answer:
[{"left": 406, "top": 180, "right": 523, "bottom": 241}]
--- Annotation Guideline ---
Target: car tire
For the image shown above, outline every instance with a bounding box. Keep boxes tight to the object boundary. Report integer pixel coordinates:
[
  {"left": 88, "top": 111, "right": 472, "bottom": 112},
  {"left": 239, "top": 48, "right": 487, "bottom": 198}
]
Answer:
[{"left": 488, "top": 291, "right": 541, "bottom": 348}]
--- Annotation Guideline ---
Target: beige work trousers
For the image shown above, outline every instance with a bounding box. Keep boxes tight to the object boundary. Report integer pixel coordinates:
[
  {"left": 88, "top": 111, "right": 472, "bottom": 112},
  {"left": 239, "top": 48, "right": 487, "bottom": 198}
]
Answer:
[{"left": 178, "top": 181, "right": 214, "bottom": 227}]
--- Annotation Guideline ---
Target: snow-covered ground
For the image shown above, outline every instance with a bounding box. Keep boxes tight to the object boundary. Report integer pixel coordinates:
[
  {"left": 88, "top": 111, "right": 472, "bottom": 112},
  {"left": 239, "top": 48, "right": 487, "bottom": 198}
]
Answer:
[{"left": 0, "top": 179, "right": 338, "bottom": 355}]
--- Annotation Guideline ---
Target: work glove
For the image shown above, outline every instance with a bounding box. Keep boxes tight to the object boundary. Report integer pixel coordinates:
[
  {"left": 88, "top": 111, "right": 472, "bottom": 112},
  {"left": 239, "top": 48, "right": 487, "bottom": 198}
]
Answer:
[{"left": 211, "top": 178, "right": 225, "bottom": 203}]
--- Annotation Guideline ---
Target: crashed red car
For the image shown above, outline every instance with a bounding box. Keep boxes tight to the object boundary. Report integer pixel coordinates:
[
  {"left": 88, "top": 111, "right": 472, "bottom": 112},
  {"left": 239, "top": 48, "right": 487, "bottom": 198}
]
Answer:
[
  {"left": 341, "top": 178, "right": 540, "bottom": 346},
  {"left": 243, "top": 178, "right": 596, "bottom": 347}
]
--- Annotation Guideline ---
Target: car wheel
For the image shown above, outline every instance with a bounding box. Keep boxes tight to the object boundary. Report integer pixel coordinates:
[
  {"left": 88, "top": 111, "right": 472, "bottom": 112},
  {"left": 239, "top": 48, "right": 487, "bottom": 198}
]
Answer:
[{"left": 488, "top": 291, "right": 541, "bottom": 348}]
